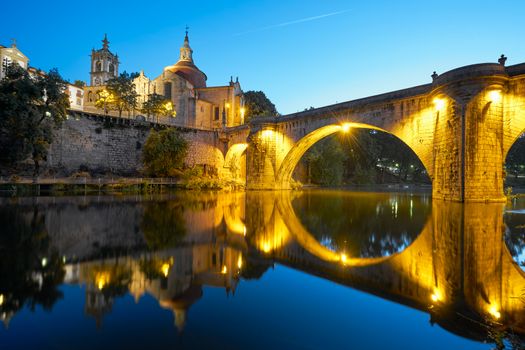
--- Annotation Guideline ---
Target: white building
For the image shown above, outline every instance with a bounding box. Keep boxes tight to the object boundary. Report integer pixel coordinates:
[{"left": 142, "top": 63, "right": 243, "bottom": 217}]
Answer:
[{"left": 0, "top": 40, "right": 29, "bottom": 80}]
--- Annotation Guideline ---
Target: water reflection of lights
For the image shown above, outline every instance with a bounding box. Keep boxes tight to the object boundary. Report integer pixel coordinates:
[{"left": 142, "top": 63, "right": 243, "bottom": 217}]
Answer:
[
  {"left": 340, "top": 253, "right": 348, "bottom": 265},
  {"left": 0, "top": 294, "right": 4, "bottom": 306},
  {"left": 237, "top": 255, "right": 243, "bottom": 269},
  {"left": 96, "top": 273, "right": 110, "bottom": 290},
  {"left": 161, "top": 263, "right": 170, "bottom": 277}
]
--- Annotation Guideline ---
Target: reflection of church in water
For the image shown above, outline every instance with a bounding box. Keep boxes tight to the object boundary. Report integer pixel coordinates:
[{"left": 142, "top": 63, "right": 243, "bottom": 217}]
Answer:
[
  {"left": 65, "top": 243, "right": 243, "bottom": 331},
  {"left": 83, "top": 31, "right": 244, "bottom": 129}
]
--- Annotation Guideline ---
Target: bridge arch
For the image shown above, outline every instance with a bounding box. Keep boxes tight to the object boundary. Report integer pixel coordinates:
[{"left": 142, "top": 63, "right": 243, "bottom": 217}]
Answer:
[
  {"left": 221, "top": 143, "right": 247, "bottom": 183},
  {"left": 275, "top": 122, "right": 430, "bottom": 189}
]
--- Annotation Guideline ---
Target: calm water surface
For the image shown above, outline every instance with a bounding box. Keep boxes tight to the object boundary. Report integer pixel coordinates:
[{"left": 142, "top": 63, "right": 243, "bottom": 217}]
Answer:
[{"left": 0, "top": 190, "right": 524, "bottom": 349}]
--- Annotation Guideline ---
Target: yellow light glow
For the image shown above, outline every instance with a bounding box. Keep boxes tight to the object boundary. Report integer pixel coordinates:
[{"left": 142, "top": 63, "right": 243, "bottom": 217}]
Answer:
[
  {"left": 96, "top": 273, "right": 110, "bottom": 290},
  {"left": 161, "top": 263, "right": 170, "bottom": 277},
  {"left": 225, "top": 102, "right": 231, "bottom": 108},
  {"left": 431, "top": 289, "right": 443, "bottom": 302},
  {"left": 340, "top": 253, "right": 348, "bottom": 264},
  {"left": 488, "top": 90, "right": 502, "bottom": 103},
  {"left": 433, "top": 98, "right": 445, "bottom": 111},
  {"left": 263, "top": 242, "right": 271, "bottom": 253},
  {"left": 341, "top": 123, "right": 352, "bottom": 133},
  {"left": 237, "top": 255, "right": 243, "bottom": 269},
  {"left": 41, "top": 257, "right": 47, "bottom": 267},
  {"left": 0, "top": 294, "right": 3, "bottom": 306},
  {"left": 261, "top": 129, "right": 274, "bottom": 140},
  {"left": 489, "top": 305, "right": 501, "bottom": 319},
  {"left": 240, "top": 107, "right": 245, "bottom": 115},
  {"left": 221, "top": 265, "right": 228, "bottom": 274},
  {"left": 243, "top": 226, "right": 247, "bottom": 236}
]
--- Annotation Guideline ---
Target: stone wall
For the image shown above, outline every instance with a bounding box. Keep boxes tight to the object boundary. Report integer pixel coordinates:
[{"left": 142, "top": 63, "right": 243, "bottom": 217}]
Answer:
[{"left": 46, "top": 114, "right": 225, "bottom": 176}]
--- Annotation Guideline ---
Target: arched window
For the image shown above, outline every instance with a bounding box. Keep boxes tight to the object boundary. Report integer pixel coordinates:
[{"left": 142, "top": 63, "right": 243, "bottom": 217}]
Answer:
[
  {"left": 109, "top": 63, "right": 114, "bottom": 75},
  {"left": 95, "top": 61, "right": 102, "bottom": 72},
  {"left": 88, "top": 91, "right": 93, "bottom": 102}
]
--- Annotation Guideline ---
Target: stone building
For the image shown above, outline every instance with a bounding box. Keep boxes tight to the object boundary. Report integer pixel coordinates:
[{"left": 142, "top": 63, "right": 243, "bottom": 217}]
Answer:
[
  {"left": 83, "top": 31, "right": 245, "bottom": 129},
  {"left": 0, "top": 40, "right": 29, "bottom": 80}
]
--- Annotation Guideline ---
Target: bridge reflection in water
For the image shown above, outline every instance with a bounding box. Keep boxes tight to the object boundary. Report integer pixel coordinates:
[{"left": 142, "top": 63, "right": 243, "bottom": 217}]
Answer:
[{"left": 0, "top": 192, "right": 524, "bottom": 346}]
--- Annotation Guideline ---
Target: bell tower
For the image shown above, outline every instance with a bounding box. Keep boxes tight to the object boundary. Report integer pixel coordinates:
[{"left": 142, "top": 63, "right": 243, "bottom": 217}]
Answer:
[
  {"left": 90, "top": 34, "right": 119, "bottom": 86},
  {"left": 179, "top": 27, "right": 193, "bottom": 62}
]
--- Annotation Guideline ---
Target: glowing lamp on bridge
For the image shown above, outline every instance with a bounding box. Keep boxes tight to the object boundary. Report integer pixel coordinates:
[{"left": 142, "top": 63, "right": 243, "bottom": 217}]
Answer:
[
  {"left": 488, "top": 90, "right": 502, "bottom": 103},
  {"left": 0, "top": 294, "right": 3, "bottom": 306},
  {"left": 221, "top": 265, "right": 228, "bottom": 274},
  {"left": 488, "top": 305, "right": 501, "bottom": 319},
  {"left": 261, "top": 129, "right": 274, "bottom": 140},
  {"left": 433, "top": 98, "right": 446, "bottom": 111},
  {"left": 430, "top": 289, "right": 443, "bottom": 303},
  {"left": 340, "top": 253, "right": 348, "bottom": 265},
  {"left": 341, "top": 123, "right": 352, "bottom": 133}
]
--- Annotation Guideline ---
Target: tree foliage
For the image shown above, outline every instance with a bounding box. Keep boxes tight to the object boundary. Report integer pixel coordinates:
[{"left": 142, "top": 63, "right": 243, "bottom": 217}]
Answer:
[
  {"left": 243, "top": 90, "right": 277, "bottom": 121},
  {"left": 0, "top": 64, "right": 69, "bottom": 174},
  {"left": 142, "top": 128, "right": 188, "bottom": 177},
  {"left": 141, "top": 93, "right": 176, "bottom": 118},
  {"left": 96, "top": 71, "right": 138, "bottom": 116},
  {"left": 301, "top": 129, "right": 429, "bottom": 185}
]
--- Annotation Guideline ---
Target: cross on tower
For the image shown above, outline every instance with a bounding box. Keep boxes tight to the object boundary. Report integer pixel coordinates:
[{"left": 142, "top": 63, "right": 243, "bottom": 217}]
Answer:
[{"left": 185, "top": 25, "right": 189, "bottom": 36}]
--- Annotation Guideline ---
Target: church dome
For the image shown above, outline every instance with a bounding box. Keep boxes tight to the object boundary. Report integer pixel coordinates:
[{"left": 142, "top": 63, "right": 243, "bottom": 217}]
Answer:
[{"left": 164, "top": 31, "right": 207, "bottom": 88}]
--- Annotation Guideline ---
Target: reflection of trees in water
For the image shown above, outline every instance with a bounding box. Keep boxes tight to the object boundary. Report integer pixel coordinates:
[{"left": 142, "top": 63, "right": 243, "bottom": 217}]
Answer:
[
  {"left": 141, "top": 201, "right": 187, "bottom": 250},
  {"left": 504, "top": 214, "right": 525, "bottom": 268},
  {"left": 0, "top": 206, "right": 65, "bottom": 319},
  {"left": 292, "top": 192, "right": 430, "bottom": 258}
]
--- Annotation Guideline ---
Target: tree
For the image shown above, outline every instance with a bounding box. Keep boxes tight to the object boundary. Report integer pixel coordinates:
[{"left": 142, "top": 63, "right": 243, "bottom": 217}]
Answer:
[
  {"left": 0, "top": 64, "right": 69, "bottom": 175},
  {"left": 141, "top": 93, "right": 176, "bottom": 120},
  {"left": 97, "top": 71, "right": 138, "bottom": 117},
  {"left": 73, "top": 80, "right": 85, "bottom": 88},
  {"left": 142, "top": 128, "right": 188, "bottom": 177},
  {"left": 243, "top": 90, "right": 277, "bottom": 121}
]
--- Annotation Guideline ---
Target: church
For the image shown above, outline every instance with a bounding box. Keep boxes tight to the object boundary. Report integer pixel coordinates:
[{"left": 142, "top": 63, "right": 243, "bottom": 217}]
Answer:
[{"left": 83, "top": 31, "right": 245, "bottom": 129}]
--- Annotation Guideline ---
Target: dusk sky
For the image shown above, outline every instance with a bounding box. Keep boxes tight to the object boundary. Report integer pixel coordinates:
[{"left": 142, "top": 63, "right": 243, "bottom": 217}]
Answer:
[{"left": 3, "top": 0, "right": 525, "bottom": 114}]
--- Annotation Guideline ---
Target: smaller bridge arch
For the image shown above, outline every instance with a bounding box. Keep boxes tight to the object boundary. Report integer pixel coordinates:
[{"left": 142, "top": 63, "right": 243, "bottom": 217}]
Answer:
[{"left": 221, "top": 143, "right": 248, "bottom": 183}]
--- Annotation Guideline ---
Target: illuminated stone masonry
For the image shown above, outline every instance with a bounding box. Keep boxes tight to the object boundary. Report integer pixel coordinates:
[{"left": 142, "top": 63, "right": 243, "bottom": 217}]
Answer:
[{"left": 241, "top": 60, "right": 525, "bottom": 202}]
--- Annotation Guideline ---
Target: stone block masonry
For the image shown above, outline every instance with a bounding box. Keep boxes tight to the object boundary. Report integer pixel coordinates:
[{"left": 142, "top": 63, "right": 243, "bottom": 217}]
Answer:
[{"left": 47, "top": 114, "right": 225, "bottom": 176}]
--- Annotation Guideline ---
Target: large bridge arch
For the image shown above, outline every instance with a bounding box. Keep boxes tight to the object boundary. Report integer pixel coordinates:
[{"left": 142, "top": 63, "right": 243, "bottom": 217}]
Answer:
[{"left": 274, "top": 122, "right": 432, "bottom": 190}]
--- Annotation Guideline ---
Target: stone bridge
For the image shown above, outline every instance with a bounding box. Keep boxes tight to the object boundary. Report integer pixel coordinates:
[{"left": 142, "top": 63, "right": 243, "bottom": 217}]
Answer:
[
  {"left": 55, "top": 60, "right": 525, "bottom": 201},
  {"left": 222, "top": 60, "right": 525, "bottom": 202}
]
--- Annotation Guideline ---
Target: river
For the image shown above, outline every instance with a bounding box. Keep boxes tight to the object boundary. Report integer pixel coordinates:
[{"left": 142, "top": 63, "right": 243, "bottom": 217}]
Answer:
[{"left": 0, "top": 190, "right": 524, "bottom": 349}]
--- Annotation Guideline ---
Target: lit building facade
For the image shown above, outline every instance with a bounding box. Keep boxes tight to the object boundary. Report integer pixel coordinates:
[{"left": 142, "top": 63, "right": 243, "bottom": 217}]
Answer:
[
  {"left": 83, "top": 32, "right": 245, "bottom": 129},
  {"left": 0, "top": 40, "right": 29, "bottom": 80}
]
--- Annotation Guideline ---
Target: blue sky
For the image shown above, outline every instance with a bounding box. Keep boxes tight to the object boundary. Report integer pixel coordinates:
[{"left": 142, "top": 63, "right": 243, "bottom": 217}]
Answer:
[{"left": 2, "top": 0, "right": 525, "bottom": 114}]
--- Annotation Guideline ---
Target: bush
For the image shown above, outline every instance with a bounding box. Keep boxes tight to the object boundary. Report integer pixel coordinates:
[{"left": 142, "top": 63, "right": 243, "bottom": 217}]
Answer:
[{"left": 143, "top": 129, "right": 188, "bottom": 177}]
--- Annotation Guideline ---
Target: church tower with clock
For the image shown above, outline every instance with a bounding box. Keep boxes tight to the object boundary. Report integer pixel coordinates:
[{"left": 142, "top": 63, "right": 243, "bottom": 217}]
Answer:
[{"left": 90, "top": 34, "right": 119, "bottom": 86}]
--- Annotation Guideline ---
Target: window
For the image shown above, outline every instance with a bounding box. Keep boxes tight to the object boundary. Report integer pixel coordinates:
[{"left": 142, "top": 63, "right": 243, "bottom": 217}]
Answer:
[
  {"left": 2, "top": 57, "right": 11, "bottom": 73},
  {"left": 164, "top": 82, "right": 172, "bottom": 99},
  {"left": 214, "top": 107, "right": 220, "bottom": 121},
  {"left": 95, "top": 61, "right": 102, "bottom": 72},
  {"left": 109, "top": 63, "right": 114, "bottom": 75},
  {"left": 88, "top": 91, "right": 93, "bottom": 102}
]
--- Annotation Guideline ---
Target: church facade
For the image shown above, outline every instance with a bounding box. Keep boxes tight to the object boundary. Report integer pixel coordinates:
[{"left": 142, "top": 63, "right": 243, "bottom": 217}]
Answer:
[{"left": 83, "top": 32, "right": 245, "bottom": 129}]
